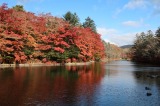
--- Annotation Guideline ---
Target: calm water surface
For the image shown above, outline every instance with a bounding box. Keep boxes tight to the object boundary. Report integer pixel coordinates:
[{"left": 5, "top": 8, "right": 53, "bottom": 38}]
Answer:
[{"left": 0, "top": 60, "right": 160, "bottom": 106}]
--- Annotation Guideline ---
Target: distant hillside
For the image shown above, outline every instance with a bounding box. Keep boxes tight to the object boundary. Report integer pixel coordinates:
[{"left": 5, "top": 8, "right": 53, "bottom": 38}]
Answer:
[
  {"left": 120, "top": 45, "right": 133, "bottom": 59},
  {"left": 120, "top": 45, "right": 133, "bottom": 49},
  {"left": 102, "top": 41, "right": 123, "bottom": 60}
]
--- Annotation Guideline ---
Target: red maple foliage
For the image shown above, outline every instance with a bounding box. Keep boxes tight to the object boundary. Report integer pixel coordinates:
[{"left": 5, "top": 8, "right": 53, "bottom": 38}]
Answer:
[{"left": 0, "top": 3, "right": 105, "bottom": 63}]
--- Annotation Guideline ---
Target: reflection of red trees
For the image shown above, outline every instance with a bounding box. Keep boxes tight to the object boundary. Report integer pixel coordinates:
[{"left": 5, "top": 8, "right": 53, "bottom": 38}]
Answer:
[
  {"left": 0, "top": 64, "right": 105, "bottom": 105},
  {"left": 50, "top": 64, "right": 106, "bottom": 104},
  {"left": 0, "top": 67, "right": 31, "bottom": 105},
  {"left": 77, "top": 63, "right": 105, "bottom": 86}
]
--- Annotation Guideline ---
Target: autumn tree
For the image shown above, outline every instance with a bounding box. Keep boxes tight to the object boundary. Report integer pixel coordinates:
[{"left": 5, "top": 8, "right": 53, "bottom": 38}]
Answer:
[
  {"left": 0, "top": 3, "right": 27, "bottom": 63},
  {"left": 0, "top": 3, "right": 105, "bottom": 64},
  {"left": 73, "top": 28, "right": 105, "bottom": 61},
  {"left": 103, "top": 41, "right": 123, "bottom": 60}
]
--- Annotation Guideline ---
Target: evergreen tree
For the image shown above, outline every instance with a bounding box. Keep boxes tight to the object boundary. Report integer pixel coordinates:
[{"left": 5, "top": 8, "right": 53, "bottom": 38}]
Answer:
[
  {"left": 63, "top": 11, "right": 80, "bottom": 26},
  {"left": 131, "top": 29, "right": 160, "bottom": 64},
  {"left": 83, "top": 17, "right": 97, "bottom": 33},
  {"left": 155, "top": 27, "right": 160, "bottom": 37},
  {"left": 155, "top": 27, "right": 160, "bottom": 47},
  {"left": 12, "top": 5, "right": 24, "bottom": 11}
]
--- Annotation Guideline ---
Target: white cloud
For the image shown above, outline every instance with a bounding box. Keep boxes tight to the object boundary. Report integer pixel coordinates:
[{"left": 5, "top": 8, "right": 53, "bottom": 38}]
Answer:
[
  {"left": 114, "top": 0, "right": 160, "bottom": 17},
  {"left": 97, "top": 27, "right": 136, "bottom": 46},
  {"left": 122, "top": 19, "right": 143, "bottom": 27},
  {"left": 123, "top": 0, "right": 147, "bottom": 9},
  {"left": 97, "top": 27, "right": 118, "bottom": 45},
  {"left": 114, "top": 0, "right": 147, "bottom": 17},
  {"left": 122, "top": 21, "right": 140, "bottom": 27},
  {"left": 122, "top": 19, "right": 150, "bottom": 27},
  {"left": 117, "top": 32, "right": 137, "bottom": 46},
  {"left": 109, "top": 32, "right": 137, "bottom": 46},
  {"left": 97, "top": 27, "right": 117, "bottom": 35},
  {"left": 104, "top": 39, "right": 117, "bottom": 45}
]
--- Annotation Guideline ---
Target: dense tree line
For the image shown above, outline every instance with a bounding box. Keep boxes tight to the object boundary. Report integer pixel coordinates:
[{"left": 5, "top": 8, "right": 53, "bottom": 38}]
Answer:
[
  {"left": 131, "top": 27, "right": 160, "bottom": 64},
  {"left": 103, "top": 41, "right": 123, "bottom": 60},
  {"left": 0, "top": 3, "right": 105, "bottom": 64}
]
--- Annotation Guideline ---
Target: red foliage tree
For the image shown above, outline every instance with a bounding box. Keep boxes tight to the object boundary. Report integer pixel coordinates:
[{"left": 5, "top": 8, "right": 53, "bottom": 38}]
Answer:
[
  {"left": 0, "top": 3, "right": 105, "bottom": 63},
  {"left": 73, "top": 27, "right": 105, "bottom": 61}
]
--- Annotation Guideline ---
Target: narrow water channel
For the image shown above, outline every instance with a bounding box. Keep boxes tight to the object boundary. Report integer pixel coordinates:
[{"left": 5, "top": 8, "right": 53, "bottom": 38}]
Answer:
[{"left": 0, "top": 60, "right": 160, "bottom": 106}]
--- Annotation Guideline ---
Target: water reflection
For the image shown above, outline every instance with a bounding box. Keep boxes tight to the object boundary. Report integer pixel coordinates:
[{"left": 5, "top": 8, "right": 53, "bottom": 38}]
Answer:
[
  {"left": 0, "top": 61, "right": 160, "bottom": 106},
  {"left": 0, "top": 63, "right": 105, "bottom": 106},
  {"left": 99, "top": 60, "right": 160, "bottom": 106}
]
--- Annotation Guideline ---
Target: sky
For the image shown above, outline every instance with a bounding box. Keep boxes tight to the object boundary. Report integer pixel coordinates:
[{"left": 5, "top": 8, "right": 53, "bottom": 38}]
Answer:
[{"left": 0, "top": 0, "right": 160, "bottom": 46}]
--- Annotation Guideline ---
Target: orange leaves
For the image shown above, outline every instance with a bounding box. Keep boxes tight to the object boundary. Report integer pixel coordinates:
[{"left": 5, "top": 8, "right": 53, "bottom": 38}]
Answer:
[
  {"left": 0, "top": 4, "right": 105, "bottom": 63},
  {"left": 54, "top": 47, "right": 65, "bottom": 53},
  {"left": 14, "top": 52, "right": 27, "bottom": 63},
  {"left": 60, "top": 41, "right": 70, "bottom": 48},
  {"left": 72, "top": 27, "right": 105, "bottom": 60},
  {"left": 5, "top": 47, "right": 14, "bottom": 52},
  {"left": 58, "top": 27, "right": 66, "bottom": 34},
  {"left": 35, "top": 44, "right": 52, "bottom": 51},
  {"left": 14, "top": 53, "right": 20, "bottom": 62}
]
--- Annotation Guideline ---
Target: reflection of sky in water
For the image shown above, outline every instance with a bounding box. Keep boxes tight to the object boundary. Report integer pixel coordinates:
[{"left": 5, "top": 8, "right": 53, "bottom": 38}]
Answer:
[
  {"left": 96, "top": 61, "right": 160, "bottom": 106},
  {"left": 0, "top": 61, "right": 160, "bottom": 106}
]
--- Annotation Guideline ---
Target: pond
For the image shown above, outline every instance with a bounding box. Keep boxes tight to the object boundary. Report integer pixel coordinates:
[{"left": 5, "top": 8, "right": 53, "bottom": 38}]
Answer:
[{"left": 0, "top": 60, "right": 160, "bottom": 106}]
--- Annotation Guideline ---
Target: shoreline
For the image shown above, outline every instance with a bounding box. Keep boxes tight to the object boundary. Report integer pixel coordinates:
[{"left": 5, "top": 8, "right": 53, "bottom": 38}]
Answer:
[{"left": 0, "top": 61, "right": 94, "bottom": 68}]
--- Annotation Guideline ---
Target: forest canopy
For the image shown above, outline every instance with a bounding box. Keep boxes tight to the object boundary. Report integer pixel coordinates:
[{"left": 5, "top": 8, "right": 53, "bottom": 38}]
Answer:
[
  {"left": 131, "top": 28, "right": 160, "bottom": 64},
  {"left": 0, "top": 3, "right": 106, "bottom": 64}
]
